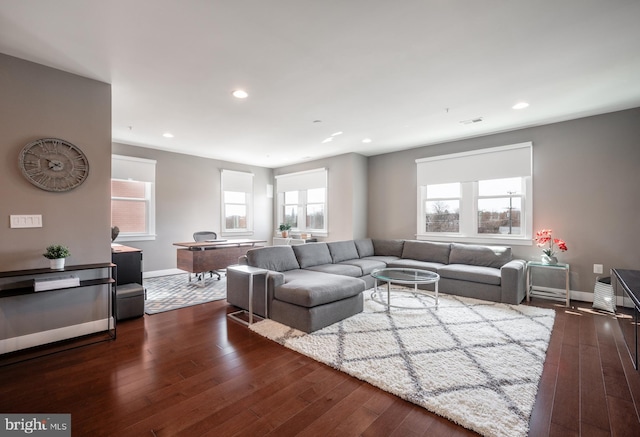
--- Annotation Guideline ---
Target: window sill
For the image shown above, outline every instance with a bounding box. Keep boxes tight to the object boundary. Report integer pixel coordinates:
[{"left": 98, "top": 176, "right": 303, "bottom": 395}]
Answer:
[
  {"left": 221, "top": 231, "right": 254, "bottom": 238},
  {"left": 115, "top": 234, "right": 157, "bottom": 242},
  {"left": 416, "top": 234, "right": 533, "bottom": 246}
]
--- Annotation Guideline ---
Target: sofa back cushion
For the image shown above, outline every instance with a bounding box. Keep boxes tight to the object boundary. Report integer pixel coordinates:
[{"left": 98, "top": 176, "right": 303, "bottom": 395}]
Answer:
[
  {"left": 292, "top": 242, "right": 333, "bottom": 268},
  {"left": 247, "top": 246, "right": 300, "bottom": 271},
  {"left": 327, "top": 240, "right": 360, "bottom": 263},
  {"left": 354, "top": 239, "right": 374, "bottom": 258},
  {"left": 402, "top": 240, "right": 451, "bottom": 264},
  {"left": 372, "top": 239, "right": 405, "bottom": 257},
  {"left": 448, "top": 243, "right": 512, "bottom": 269}
]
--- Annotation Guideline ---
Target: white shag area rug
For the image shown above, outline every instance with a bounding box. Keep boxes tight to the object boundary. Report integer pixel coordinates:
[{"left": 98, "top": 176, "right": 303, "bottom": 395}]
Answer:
[{"left": 249, "top": 288, "right": 556, "bottom": 437}]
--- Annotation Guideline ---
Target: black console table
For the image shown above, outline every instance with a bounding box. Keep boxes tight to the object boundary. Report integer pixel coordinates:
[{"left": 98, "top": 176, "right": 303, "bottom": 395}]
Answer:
[
  {"left": 0, "top": 263, "right": 116, "bottom": 365},
  {"left": 612, "top": 269, "right": 640, "bottom": 370}
]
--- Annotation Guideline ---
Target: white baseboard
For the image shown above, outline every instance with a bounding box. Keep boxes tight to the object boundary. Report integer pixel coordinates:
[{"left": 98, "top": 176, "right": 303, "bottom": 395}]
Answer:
[
  {"left": 0, "top": 318, "right": 113, "bottom": 355},
  {"left": 535, "top": 287, "right": 632, "bottom": 308},
  {"left": 143, "top": 268, "right": 184, "bottom": 279}
]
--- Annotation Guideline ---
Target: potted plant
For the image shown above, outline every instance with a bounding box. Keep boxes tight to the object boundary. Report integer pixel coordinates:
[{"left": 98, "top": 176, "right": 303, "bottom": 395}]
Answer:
[
  {"left": 534, "top": 229, "right": 568, "bottom": 264},
  {"left": 43, "top": 244, "right": 71, "bottom": 270},
  {"left": 278, "top": 223, "right": 292, "bottom": 238}
]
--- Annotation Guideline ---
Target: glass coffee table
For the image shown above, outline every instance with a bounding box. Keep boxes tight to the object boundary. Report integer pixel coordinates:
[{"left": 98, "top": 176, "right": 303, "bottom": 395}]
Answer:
[{"left": 371, "top": 268, "right": 440, "bottom": 310}]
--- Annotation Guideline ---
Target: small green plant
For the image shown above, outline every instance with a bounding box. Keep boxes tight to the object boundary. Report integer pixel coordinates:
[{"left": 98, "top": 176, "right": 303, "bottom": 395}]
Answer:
[
  {"left": 278, "top": 223, "right": 292, "bottom": 232},
  {"left": 43, "top": 244, "right": 71, "bottom": 259}
]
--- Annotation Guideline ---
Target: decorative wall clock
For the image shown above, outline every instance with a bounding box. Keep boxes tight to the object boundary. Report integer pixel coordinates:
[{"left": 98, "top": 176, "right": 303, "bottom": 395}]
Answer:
[{"left": 19, "top": 138, "right": 89, "bottom": 192}]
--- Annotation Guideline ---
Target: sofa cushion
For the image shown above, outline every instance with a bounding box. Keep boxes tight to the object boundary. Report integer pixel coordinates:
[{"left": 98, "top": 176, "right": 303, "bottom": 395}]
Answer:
[
  {"left": 387, "top": 259, "right": 445, "bottom": 273},
  {"left": 327, "top": 240, "right": 360, "bottom": 263},
  {"left": 292, "top": 243, "right": 333, "bottom": 268},
  {"left": 401, "top": 240, "right": 451, "bottom": 264},
  {"left": 339, "top": 258, "right": 387, "bottom": 275},
  {"left": 372, "top": 239, "right": 405, "bottom": 257},
  {"left": 275, "top": 270, "right": 365, "bottom": 307},
  {"left": 438, "top": 264, "right": 502, "bottom": 286},
  {"left": 306, "top": 263, "right": 363, "bottom": 277},
  {"left": 354, "top": 239, "right": 375, "bottom": 257},
  {"left": 247, "top": 246, "right": 300, "bottom": 272},
  {"left": 361, "top": 255, "right": 401, "bottom": 265},
  {"left": 449, "top": 243, "right": 512, "bottom": 269}
]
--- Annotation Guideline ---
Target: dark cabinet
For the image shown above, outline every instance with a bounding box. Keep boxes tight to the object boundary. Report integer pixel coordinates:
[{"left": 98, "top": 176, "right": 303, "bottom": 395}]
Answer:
[
  {"left": 612, "top": 269, "right": 640, "bottom": 370},
  {"left": 111, "top": 244, "right": 143, "bottom": 286}
]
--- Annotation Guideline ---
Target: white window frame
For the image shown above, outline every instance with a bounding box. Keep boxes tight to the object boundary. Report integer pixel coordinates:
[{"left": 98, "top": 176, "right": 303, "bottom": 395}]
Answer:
[
  {"left": 275, "top": 168, "right": 328, "bottom": 237},
  {"left": 221, "top": 169, "right": 254, "bottom": 236},
  {"left": 416, "top": 143, "right": 533, "bottom": 246},
  {"left": 111, "top": 155, "right": 156, "bottom": 242}
]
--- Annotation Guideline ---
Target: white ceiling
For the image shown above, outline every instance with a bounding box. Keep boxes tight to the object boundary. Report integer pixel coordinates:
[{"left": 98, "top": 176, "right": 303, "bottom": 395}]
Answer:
[{"left": 2, "top": 1, "right": 640, "bottom": 168}]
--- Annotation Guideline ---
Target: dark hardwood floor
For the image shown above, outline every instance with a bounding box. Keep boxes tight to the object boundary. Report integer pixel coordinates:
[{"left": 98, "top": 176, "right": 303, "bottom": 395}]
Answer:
[{"left": 1, "top": 298, "right": 640, "bottom": 436}]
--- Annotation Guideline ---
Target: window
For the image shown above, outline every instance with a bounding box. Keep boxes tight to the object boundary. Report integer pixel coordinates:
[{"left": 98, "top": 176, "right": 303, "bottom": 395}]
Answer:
[
  {"left": 477, "top": 177, "right": 523, "bottom": 235},
  {"left": 111, "top": 155, "right": 156, "bottom": 241},
  {"left": 221, "top": 170, "right": 253, "bottom": 235},
  {"left": 276, "top": 168, "right": 327, "bottom": 235},
  {"left": 416, "top": 143, "right": 532, "bottom": 245},
  {"left": 425, "top": 183, "right": 460, "bottom": 233}
]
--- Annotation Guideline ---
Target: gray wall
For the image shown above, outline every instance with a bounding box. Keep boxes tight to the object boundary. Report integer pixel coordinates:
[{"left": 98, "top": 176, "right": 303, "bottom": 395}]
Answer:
[
  {"left": 0, "top": 54, "right": 112, "bottom": 269},
  {"left": 0, "top": 54, "right": 112, "bottom": 342},
  {"left": 274, "top": 153, "right": 369, "bottom": 242},
  {"left": 112, "top": 143, "right": 273, "bottom": 272},
  {"left": 368, "top": 108, "right": 640, "bottom": 294}
]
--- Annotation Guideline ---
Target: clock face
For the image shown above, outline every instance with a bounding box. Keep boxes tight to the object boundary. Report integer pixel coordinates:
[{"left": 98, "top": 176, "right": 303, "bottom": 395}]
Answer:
[{"left": 19, "top": 138, "right": 90, "bottom": 192}]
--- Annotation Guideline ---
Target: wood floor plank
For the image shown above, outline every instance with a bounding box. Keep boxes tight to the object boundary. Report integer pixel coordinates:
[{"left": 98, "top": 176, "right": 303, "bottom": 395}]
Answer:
[
  {"left": 549, "top": 313, "right": 580, "bottom": 432},
  {"left": 2, "top": 299, "right": 640, "bottom": 436},
  {"left": 579, "top": 313, "right": 610, "bottom": 433},
  {"left": 267, "top": 377, "right": 363, "bottom": 437}
]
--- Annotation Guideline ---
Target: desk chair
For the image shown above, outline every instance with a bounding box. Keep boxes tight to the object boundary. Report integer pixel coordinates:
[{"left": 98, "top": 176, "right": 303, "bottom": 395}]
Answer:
[{"left": 193, "top": 231, "right": 222, "bottom": 281}]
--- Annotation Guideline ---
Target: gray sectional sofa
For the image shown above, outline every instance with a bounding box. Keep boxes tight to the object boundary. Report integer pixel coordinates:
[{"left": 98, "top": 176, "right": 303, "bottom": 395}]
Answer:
[{"left": 226, "top": 239, "right": 526, "bottom": 333}]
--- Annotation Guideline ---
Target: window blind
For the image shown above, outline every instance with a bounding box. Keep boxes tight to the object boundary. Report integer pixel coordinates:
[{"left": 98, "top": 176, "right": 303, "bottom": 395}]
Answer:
[
  {"left": 112, "top": 155, "right": 156, "bottom": 182},
  {"left": 275, "top": 168, "right": 327, "bottom": 192},
  {"left": 222, "top": 169, "right": 254, "bottom": 192},
  {"left": 416, "top": 142, "right": 532, "bottom": 185}
]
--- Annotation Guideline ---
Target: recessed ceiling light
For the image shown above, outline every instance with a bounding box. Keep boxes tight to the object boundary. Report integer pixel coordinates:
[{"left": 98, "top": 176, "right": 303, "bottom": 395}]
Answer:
[
  {"left": 162, "top": 132, "right": 174, "bottom": 138},
  {"left": 331, "top": 131, "right": 343, "bottom": 136},
  {"left": 362, "top": 138, "right": 372, "bottom": 143},
  {"left": 321, "top": 137, "right": 333, "bottom": 144},
  {"left": 512, "top": 102, "right": 529, "bottom": 110},
  {"left": 232, "top": 89, "right": 248, "bottom": 99}
]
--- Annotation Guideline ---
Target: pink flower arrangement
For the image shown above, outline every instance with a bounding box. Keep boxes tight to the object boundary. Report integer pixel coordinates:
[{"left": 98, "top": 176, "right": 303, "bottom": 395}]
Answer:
[{"left": 534, "top": 229, "right": 568, "bottom": 257}]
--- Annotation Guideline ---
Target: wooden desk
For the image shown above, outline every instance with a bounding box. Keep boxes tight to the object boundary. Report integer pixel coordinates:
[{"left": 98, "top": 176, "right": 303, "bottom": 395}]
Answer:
[{"left": 173, "top": 239, "right": 265, "bottom": 284}]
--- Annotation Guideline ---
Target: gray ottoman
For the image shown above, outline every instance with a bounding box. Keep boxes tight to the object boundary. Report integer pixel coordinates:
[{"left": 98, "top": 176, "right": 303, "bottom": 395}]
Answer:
[{"left": 116, "top": 283, "right": 145, "bottom": 321}]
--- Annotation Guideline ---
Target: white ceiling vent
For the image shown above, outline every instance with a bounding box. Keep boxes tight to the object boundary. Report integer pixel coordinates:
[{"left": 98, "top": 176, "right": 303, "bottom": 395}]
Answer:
[{"left": 460, "top": 117, "right": 484, "bottom": 125}]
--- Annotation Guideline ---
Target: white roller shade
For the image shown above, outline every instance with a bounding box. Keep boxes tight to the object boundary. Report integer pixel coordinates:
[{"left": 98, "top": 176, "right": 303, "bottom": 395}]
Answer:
[
  {"left": 112, "top": 155, "right": 156, "bottom": 182},
  {"left": 275, "top": 168, "right": 327, "bottom": 192},
  {"left": 222, "top": 169, "right": 254, "bottom": 192},
  {"left": 416, "top": 142, "right": 532, "bottom": 185}
]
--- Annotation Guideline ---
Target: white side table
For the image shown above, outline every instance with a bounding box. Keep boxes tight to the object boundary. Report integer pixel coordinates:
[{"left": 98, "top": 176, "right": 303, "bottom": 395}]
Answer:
[
  {"left": 526, "top": 261, "right": 570, "bottom": 307},
  {"left": 227, "top": 265, "right": 269, "bottom": 325}
]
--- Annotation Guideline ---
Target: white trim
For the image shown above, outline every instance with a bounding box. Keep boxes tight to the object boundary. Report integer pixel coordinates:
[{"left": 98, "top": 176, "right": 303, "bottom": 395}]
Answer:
[
  {"left": 275, "top": 167, "right": 327, "bottom": 180},
  {"left": 0, "top": 318, "right": 112, "bottom": 354},
  {"left": 144, "top": 268, "right": 184, "bottom": 278},
  {"left": 112, "top": 154, "right": 157, "bottom": 165},
  {"left": 415, "top": 142, "right": 532, "bottom": 164},
  {"left": 416, "top": 234, "right": 533, "bottom": 246}
]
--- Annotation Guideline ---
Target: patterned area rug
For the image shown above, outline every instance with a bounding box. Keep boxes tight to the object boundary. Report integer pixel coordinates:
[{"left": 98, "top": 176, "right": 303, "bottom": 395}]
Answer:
[
  {"left": 144, "top": 273, "right": 226, "bottom": 314},
  {"left": 250, "top": 288, "right": 556, "bottom": 437}
]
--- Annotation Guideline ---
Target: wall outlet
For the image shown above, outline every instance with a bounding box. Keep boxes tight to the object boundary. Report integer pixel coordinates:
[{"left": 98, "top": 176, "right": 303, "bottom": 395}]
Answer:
[
  {"left": 593, "top": 264, "right": 604, "bottom": 274},
  {"left": 10, "top": 214, "right": 43, "bottom": 228}
]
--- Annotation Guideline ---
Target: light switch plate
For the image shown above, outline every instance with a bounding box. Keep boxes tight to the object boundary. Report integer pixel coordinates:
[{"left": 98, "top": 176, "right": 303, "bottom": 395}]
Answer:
[{"left": 10, "top": 214, "right": 43, "bottom": 228}]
